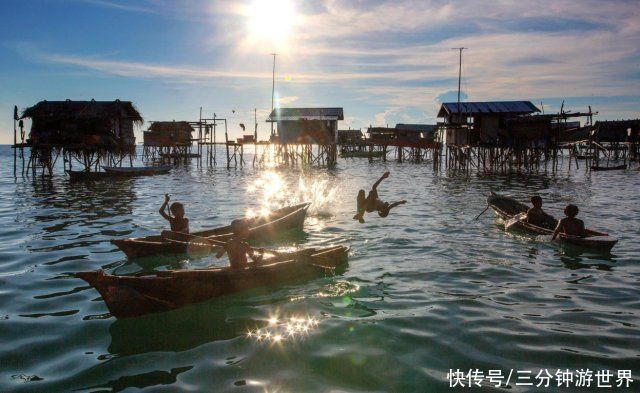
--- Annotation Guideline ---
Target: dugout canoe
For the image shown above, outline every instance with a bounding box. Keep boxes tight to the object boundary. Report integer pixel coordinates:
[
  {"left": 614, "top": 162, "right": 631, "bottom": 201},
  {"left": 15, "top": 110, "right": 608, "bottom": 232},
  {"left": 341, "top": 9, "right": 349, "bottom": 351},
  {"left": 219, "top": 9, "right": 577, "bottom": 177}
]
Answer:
[
  {"left": 67, "top": 166, "right": 171, "bottom": 181},
  {"left": 111, "top": 202, "right": 311, "bottom": 259},
  {"left": 340, "top": 150, "right": 386, "bottom": 158},
  {"left": 487, "top": 193, "right": 617, "bottom": 252},
  {"left": 590, "top": 164, "right": 627, "bottom": 171},
  {"left": 77, "top": 245, "right": 348, "bottom": 319},
  {"left": 160, "top": 153, "right": 201, "bottom": 159},
  {"left": 102, "top": 166, "right": 172, "bottom": 175}
]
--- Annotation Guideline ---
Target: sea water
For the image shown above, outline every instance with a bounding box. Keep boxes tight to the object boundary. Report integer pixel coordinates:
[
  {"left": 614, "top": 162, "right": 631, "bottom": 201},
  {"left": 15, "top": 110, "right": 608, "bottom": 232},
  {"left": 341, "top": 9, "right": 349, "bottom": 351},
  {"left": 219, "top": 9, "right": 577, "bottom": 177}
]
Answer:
[{"left": 1, "top": 145, "right": 639, "bottom": 391}]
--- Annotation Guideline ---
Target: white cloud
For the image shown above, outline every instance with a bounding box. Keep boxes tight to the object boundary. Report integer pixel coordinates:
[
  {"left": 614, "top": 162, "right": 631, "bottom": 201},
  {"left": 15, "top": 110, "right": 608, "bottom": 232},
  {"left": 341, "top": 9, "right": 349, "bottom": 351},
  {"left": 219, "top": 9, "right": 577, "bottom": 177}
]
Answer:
[
  {"left": 276, "top": 96, "right": 298, "bottom": 105},
  {"left": 374, "top": 107, "right": 401, "bottom": 126},
  {"left": 5, "top": 0, "right": 639, "bottom": 144}
]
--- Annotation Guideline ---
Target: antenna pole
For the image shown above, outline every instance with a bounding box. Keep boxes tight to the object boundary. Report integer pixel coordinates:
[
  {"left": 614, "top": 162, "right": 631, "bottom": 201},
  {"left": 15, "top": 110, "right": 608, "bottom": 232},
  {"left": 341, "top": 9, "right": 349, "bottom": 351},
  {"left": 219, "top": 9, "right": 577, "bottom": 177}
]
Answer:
[
  {"left": 452, "top": 47, "right": 466, "bottom": 123},
  {"left": 254, "top": 108, "right": 257, "bottom": 141},
  {"left": 270, "top": 53, "right": 277, "bottom": 137}
]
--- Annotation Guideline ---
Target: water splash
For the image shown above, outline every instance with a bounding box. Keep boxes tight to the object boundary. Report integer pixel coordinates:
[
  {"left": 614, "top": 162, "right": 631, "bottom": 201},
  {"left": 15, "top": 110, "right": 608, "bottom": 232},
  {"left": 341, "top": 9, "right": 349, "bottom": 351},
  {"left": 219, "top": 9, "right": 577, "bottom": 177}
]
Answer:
[{"left": 246, "top": 171, "right": 337, "bottom": 217}]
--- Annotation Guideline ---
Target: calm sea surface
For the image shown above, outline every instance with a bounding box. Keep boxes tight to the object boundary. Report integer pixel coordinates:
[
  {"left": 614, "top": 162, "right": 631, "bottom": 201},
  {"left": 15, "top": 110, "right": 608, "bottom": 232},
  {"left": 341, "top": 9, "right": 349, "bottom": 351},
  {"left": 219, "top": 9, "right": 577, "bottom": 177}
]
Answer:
[{"left": 1, "top": 145, "right": 639, "bottom": 392}]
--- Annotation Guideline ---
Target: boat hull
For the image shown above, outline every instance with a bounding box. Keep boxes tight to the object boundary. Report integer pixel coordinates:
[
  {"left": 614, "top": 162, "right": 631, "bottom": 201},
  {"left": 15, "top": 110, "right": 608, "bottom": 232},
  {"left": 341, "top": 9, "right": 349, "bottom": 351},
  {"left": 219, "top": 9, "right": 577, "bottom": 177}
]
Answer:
[
  {"left": 340, "top": 150, "right": 386, "bottom": 158},
  {"left": 487, "top": 193, "right": 617, "bottom": 252},
  {"left": 77, "top": 245, "right": 348, "bottom": 318},
  {"left": 67, "top": 166, "right": 171, "bottom": 181},
  {"left": 590, "top": 165, "right": 627, "bottom": 171},
  {"left": 111, "top": 202, "right": 310, "bottom": 258},
  {"left": 102, "top": 165, "right": 172, "bottom": 174}
]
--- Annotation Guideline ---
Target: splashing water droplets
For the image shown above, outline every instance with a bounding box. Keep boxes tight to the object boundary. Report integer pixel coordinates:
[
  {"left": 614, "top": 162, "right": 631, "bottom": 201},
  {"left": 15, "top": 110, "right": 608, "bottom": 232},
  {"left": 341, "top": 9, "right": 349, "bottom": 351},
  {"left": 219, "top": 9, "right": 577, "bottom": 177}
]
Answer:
[{"left": 246, "top": 171, "right": 338, "bottom": 216}]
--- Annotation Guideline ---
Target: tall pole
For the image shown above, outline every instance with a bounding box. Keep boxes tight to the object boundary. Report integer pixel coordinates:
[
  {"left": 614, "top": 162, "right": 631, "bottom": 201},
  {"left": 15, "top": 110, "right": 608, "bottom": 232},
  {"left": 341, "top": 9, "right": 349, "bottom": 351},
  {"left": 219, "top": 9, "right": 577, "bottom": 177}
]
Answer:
[
  {"left": 452, "top": 47, "right": 466, "bottom": 123},
  {"left": 270, "top": 53, "right": 276, "bottom": 137},
  {"left": 199, "top": 106, "right": 203, "bottom": 158},
  {"left": 254, "top": 108, "right": 258, "bottom": 141},
  {"left": 13, "top": 105, "right": 17, "bottom": 177}
]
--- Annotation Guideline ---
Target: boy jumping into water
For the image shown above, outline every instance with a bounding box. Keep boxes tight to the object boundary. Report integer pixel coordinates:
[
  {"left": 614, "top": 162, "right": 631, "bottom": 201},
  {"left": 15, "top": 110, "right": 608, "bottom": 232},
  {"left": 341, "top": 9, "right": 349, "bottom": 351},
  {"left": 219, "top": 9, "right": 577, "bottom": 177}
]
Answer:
[
  {"left": 353, "top": 171, "right": 406, "bottom": 223},
  {"left": 526, "top": 196, "right": 555, "bottom": 228},
  {"left": 552, "top": 204, "right": 586, "bottom": 240},
  {"left": 216, "top": 219, "right": 265, "bottom": 269},
  {"left": 159, "top": 194, "right": 190, "bottom": 234}
]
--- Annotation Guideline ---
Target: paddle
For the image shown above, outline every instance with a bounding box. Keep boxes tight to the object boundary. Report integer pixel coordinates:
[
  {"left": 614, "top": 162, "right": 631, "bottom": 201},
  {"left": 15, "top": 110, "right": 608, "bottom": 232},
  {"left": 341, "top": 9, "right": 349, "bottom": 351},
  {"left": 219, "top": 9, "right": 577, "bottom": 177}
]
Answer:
[
  {"left": 505, "top": 212, "right": 527, "bottom": 230},
  {"left": 474, "top": 204, "right": 490, "bottom": 220}
]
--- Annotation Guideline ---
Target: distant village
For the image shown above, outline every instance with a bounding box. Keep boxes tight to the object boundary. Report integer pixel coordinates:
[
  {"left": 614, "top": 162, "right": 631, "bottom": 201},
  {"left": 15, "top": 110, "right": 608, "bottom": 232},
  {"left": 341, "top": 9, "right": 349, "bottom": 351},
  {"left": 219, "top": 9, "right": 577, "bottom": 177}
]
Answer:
[{"left": 11, "top": 97, "right": 640, "bottom": 177}]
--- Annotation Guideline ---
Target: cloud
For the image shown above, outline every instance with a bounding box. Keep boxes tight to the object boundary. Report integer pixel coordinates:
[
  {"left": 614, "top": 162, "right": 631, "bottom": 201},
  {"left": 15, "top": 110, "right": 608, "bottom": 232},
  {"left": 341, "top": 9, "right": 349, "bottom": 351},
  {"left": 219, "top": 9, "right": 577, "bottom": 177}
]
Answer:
[
  {"left": 37, "top": 51, "right": 452, "bottom": 84},
  {"left": 73, "top": 0, "right": 158, "bottom": 14},
  {"left": 6, "top": 0, "right": 639, "bottom": 143},
  {"left": 374, "top": 107, "right": 401, "bottom": 126},
  {"left": 276, "top": 96, "right": 298, "bottom": 105},
  {"left": 436, "top": 91, "right": 469, "bottom": 104}
]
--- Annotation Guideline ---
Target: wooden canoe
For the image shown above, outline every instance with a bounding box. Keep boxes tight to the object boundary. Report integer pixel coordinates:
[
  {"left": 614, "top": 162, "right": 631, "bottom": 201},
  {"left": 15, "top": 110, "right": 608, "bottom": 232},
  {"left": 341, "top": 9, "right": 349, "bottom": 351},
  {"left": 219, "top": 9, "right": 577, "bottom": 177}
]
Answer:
[
  {"left": 67, "top": 166, "right": 171, "bottom": 181},
  {"left": 77, "top": 245, "right": 348, "bottom": 319},
  {"left": 590, "top": 164, "right": 627, "bottom": 171},
  {"left": 340, "top": 150, "right": 386, "bottom": 158},
  {"left": 160, "top": 153, "right": 201, "bottom": 159},
  {"left": 111, "top": 202, "right": 311, "bottom": 259},
  {"left": 487, "top": 193, "right": 617, "bottom": 252},
  {"left": 102, "top": 165, "right": 172, "bottom": 175}
]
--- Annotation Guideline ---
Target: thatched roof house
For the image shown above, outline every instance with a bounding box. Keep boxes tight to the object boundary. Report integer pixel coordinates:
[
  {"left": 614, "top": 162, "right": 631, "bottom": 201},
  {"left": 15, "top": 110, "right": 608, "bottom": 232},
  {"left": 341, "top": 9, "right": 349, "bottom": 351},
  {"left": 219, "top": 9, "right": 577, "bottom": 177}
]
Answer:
[
  {"left": 143, "top": 121, "right": 194, "bottom": 146},
  {"left": 337, "top": 129, "right": 363, "bottom": 144},
  {"left": 594, "top": 119, "right": 640, "bottom": 142},
  {"left": 21, "top": 99, "right": 143, "bottom": 148}
]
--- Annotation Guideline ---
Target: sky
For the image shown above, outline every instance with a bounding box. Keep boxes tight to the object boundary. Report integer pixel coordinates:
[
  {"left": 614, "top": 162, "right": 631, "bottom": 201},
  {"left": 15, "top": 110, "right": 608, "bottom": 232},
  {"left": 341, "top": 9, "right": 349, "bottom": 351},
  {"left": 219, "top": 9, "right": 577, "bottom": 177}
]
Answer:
[{"left": 0, "top": 0, "right": 639, "bottom": 144}]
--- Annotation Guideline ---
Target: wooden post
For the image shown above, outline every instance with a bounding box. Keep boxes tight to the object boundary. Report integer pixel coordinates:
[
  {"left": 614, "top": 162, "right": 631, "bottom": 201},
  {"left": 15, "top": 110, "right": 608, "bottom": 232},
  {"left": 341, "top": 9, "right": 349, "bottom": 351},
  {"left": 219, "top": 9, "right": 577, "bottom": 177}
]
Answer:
[{"left": 13, "top": 106, "right": 17, "bottom": 177}]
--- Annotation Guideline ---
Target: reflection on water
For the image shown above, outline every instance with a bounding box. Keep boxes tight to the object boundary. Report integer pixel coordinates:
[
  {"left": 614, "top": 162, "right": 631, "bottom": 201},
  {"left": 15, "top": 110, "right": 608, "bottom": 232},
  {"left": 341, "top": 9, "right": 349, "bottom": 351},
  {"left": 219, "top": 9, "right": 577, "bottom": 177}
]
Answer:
[
  {"left": 247, "top": 315, "right": 320, "bottom": 344},
  {"left": 0, "top": 146, "right": 639, "bottom": 392},
  {"left": 108, "top": 303, "right": 254, "bottom": 356},
  {"left": 79, "top": 366, "right": 193, "bottom": 393}
]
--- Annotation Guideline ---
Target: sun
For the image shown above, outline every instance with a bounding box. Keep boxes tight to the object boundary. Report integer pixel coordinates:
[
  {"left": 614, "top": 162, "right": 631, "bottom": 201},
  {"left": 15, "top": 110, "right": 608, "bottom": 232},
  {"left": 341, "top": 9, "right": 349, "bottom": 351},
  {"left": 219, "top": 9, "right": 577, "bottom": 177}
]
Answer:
[{"left": 245, "top": 0, "right": 298, "bottom": 49}]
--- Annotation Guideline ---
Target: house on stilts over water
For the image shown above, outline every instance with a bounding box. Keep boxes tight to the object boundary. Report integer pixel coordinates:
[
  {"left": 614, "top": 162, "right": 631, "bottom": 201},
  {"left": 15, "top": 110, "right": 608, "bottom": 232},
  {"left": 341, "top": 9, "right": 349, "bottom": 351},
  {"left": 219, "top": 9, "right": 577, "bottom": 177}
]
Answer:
[
  {"left": 261, "top": 107, "right": 344, "bottom": 168},
  {"left": 436, "top": 100, "right": 598, "bottom": 172},
  {"left": 142, "top": 121, "right": 196, "bottom": 160},
  {"left": 16, "top": 99, "right": 143, "bottom": 176}
]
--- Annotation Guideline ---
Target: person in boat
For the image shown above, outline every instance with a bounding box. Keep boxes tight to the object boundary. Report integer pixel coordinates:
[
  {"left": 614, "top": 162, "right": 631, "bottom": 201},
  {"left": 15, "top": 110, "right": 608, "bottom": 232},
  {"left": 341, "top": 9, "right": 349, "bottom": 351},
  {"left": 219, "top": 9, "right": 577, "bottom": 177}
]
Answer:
[
  {"left": 159, "top": 194, "right": 190, "bottom": 235},
  {"left": 552, "top": 204, "right": 586, "bottom": 240},
  {"left": 353, "top": 171, "right": 407, "bottom": 223},
  {"left": 526, "top": 196, "right": 555, "bottom": 228},
  {"left": 216, "top": 219, "right": 265, "bottom": 269}
]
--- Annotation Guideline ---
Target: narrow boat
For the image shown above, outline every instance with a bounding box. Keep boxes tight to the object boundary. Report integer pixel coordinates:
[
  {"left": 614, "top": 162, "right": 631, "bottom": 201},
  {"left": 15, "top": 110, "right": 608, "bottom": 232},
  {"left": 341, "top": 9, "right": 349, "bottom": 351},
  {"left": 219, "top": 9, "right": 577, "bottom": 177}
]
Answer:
[
  {"left": 340, "top": 150, "right": 386, "bottom": 158},
  {"left": 590, "top": 164, "right": 627, "bottom": 171},
  {"left": 160, "top": 153, "right": 201, "bottom": 159},
  {"left": 487, "top": 193, "right": 617, "bottom": 252},
  {"left": 67, "top": 166, "right": 171, "bottom": 181},
  {"left": 111, "top": 202, "right": 311, "bottom": 258},
  {"left": 66, "top": 170, "right": 108, "bottom": 181},
  {"left": 77, "top": 245, "right": 348, "bottom": 318},
  {"left": 102, "top": 165, "right": 172, "bottom": 175}
]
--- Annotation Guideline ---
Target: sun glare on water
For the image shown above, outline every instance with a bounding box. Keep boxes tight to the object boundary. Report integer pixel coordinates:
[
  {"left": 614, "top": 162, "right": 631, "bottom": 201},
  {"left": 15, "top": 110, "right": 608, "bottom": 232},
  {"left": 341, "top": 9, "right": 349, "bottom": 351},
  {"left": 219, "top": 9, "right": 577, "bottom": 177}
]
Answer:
[
  {"left": 245, "top": 171, "right": 338, "bottom": 217},
  {"left": 247, "top": 314, "right": 320, "bottom": 345},
  {"left": 244, "top": 0, "right": 298, "bottom": 49}
]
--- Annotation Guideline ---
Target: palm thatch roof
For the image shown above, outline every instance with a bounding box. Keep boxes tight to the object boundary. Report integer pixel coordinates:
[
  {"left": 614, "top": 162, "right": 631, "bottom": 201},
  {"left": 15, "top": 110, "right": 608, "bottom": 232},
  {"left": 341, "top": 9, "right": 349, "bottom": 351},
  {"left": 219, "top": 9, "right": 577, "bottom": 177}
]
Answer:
[
  {"left": 148, "top": 121, "right": 193, "bottom": 134},
  {"left": 594, "top": 119, "right": 640, "bottom": 142},
  {"left": 22, "top": 100, "right": 143, "bottom": 122},
  {"left": 144, "top": 121, "right": 194, "bottom": 146},
  {"left": 21, "top": 99, "right": 143, "bottom": 148}
]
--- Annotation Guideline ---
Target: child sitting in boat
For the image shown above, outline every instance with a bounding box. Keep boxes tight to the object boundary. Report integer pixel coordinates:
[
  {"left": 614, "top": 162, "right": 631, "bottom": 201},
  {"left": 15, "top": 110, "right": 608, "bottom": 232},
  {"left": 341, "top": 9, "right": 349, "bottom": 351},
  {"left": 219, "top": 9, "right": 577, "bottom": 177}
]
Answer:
[
  {"left": 216, "top": 219, "right": 264, "bottom": 269},
  {"left": 526, "top": 196, "right": 555, "bottom": 228},
  {"left": 159, "top": 194, "right": 190, "bottom": 235},
  {"left": 353, "top": 171, "right": 407, "bottom": 223},
  {"left": 552, "top": 204, "right": 586, "bottom": 240}
]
